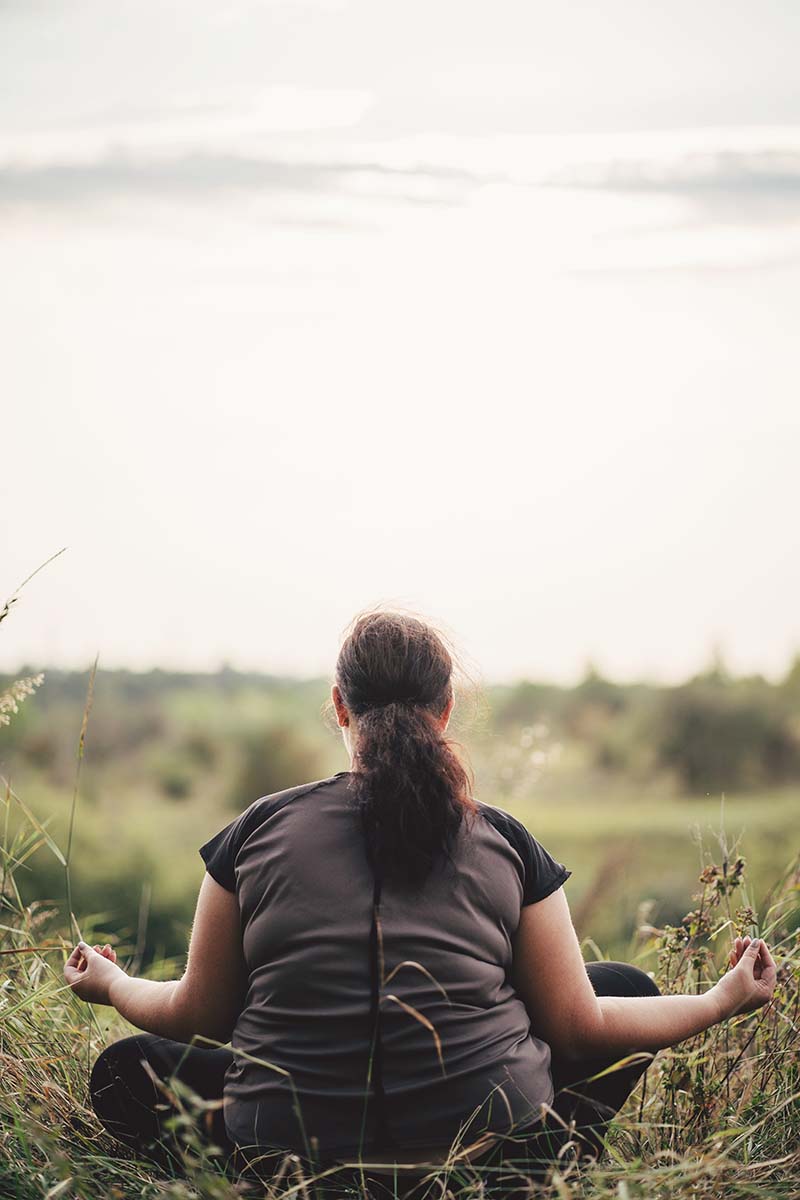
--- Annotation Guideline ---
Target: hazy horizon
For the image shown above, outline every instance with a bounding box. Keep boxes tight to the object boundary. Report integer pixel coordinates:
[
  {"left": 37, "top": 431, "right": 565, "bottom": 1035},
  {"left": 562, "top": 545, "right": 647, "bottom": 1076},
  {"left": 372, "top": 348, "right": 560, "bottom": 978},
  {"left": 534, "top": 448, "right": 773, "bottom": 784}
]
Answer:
[
  {"left": 3, "top": 642, "right": 799, "bottom": 691},
  {"left": 3, "top": 1, "right": 799, "bottom": 685}
]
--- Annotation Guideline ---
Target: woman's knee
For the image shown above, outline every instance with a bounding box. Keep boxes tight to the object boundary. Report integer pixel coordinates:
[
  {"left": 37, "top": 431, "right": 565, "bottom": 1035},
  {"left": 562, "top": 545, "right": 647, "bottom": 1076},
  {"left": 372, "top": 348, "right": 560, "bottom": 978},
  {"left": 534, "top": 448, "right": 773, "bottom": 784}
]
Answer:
[
  {"left": 90, "top": 1035, "right": 161, "bottom": 1120},
  {"left": 91, "top": 1034, "right": 149, "bottom": 1082},
  {"left": 585, "top": 960, "right": 661, "bottom": 999}
]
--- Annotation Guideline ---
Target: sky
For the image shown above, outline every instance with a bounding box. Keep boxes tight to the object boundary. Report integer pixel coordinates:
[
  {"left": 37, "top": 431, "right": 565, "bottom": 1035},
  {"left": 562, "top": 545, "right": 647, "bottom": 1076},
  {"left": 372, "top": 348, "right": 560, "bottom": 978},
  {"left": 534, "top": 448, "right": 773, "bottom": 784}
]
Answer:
[{"left": 2, "top": 0, "right": 799, "bottom": 684}]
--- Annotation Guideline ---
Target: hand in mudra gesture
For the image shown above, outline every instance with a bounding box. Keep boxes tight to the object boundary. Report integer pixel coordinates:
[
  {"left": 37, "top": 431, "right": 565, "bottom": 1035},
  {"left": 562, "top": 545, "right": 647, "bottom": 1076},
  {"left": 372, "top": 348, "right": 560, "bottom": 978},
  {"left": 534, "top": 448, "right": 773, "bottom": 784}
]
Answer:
[
  {"left": 714, "top": 935, "right": 778, "bottom": 1018},
  {"left": 64, "top": 941, "right": 125, "bottom": 1005}
]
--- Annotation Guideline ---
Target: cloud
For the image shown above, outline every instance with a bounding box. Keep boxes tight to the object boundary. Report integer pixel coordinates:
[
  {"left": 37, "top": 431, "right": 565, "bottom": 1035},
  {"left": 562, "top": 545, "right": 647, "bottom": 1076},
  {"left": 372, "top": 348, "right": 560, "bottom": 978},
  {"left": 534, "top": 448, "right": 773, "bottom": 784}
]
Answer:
[{"left": 2, "top": 121, "right": 800, "bottom": 243}]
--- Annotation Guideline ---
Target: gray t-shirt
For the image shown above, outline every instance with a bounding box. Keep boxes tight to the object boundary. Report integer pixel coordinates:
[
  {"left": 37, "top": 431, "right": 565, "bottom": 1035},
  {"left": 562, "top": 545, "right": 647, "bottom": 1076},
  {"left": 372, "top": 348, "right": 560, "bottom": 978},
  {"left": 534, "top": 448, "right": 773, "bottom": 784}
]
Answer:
[{"left": 199, "top": 771, "right": 571, "bottom": 1159}]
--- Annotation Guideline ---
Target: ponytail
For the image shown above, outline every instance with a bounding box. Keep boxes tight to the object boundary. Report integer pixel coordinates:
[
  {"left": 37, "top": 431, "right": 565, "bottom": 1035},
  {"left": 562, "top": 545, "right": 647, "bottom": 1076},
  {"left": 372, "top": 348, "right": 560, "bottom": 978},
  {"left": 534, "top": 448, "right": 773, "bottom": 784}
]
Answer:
[{"left": 335, "top": 612, "right": 475, "bottom": 888}]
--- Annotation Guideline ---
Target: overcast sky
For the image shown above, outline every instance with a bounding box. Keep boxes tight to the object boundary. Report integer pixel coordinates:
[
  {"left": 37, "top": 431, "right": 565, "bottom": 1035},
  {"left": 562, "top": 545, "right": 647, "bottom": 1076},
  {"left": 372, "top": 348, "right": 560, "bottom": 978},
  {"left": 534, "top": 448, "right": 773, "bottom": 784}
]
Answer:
[{"left": 2, "top": 0, "right": 799, "bottom": 684}]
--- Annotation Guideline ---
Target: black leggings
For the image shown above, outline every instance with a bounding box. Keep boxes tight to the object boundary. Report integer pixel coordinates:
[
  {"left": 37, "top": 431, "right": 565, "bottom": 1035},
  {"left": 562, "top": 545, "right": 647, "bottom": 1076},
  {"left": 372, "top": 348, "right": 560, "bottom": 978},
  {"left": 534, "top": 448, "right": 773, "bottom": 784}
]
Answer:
[{"left": 90, "top": 961, "right": 659, "bottom": 1191}]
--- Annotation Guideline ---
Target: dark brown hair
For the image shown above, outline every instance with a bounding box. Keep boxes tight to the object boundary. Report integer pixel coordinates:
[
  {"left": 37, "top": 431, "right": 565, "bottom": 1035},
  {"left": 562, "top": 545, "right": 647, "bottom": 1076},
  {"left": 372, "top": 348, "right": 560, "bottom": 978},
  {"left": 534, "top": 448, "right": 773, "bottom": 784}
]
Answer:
[{"left": 334, "top": 610, "right": 476, "bottom": 887}]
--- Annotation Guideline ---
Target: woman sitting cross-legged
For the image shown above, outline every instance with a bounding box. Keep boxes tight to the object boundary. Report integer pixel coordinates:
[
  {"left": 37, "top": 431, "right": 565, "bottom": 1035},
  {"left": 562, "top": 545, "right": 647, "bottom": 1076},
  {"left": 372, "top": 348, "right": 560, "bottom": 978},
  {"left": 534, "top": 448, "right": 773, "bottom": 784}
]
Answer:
[{"left": 64, "top": 610, "right": 777, "bottom": 1197}]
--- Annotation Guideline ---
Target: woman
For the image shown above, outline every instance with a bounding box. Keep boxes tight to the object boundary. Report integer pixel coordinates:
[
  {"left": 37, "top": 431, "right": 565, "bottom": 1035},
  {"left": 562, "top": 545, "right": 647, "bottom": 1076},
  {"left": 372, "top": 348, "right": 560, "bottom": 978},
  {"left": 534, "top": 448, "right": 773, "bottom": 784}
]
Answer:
[{"left": 65, "top": 611, "right": 777, "bottom": 1194}]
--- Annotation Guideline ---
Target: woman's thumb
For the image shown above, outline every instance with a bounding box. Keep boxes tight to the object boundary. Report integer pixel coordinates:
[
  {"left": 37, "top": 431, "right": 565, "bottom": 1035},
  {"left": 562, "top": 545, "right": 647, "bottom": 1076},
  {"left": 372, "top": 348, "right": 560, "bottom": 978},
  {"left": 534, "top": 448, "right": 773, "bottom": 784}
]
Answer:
[{"left": 741, "top": 938, "right": 761, "bottom": 965}]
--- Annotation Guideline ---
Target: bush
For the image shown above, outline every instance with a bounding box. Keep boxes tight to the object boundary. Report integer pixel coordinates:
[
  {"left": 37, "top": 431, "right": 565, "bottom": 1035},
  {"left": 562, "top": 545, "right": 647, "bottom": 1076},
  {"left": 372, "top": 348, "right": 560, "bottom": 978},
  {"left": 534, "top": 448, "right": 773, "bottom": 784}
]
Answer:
[
  {"left": 229, "top": 723, "right": 326, "bottom": 811},
  {"left": 657, "top": 681, "right": 800, "bottom": 792}
]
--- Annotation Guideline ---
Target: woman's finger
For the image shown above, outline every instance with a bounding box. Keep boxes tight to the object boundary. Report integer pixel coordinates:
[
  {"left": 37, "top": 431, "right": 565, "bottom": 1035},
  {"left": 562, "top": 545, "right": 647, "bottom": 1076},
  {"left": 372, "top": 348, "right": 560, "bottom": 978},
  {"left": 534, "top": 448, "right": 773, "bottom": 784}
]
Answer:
[
  {"left": 64, "top": 960, "right": 85, "bottom": 987},
  {"left": 77, "top": 942, "right": 94, "bottom": 970},
  {"left": 65, "top": 946, "right": 83, "bottom": 968},
  {"left": 755, "top": 941, "right": 775, "bottom": 983}
]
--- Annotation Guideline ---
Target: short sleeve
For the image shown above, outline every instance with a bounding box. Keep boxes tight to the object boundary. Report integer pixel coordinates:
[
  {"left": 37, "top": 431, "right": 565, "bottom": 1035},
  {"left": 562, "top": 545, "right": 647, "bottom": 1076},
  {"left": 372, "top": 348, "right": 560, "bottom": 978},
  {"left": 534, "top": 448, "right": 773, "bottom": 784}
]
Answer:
[
  {"left": 199, "top": 777, "right": 342, "bottom": 893},
  {"left": 479, "top": 803, "right": 572, "bottom": 906},
  {"left": 516, "top": 828, "right": 572, "bottom": 906},
  {"left": 199, "top": 811, "right": 251, "bottom": 892}
]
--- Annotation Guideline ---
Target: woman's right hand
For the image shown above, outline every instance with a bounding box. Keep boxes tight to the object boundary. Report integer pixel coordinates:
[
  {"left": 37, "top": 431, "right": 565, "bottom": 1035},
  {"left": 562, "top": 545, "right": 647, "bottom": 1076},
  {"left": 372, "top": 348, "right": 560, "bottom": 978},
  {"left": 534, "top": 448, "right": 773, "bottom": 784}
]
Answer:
[
  {"left": 712, "top": 936, "right": 777, "bottom": 1019},
  {"left": 64, "top": 940, "right": 126, "bottom": 1006}
]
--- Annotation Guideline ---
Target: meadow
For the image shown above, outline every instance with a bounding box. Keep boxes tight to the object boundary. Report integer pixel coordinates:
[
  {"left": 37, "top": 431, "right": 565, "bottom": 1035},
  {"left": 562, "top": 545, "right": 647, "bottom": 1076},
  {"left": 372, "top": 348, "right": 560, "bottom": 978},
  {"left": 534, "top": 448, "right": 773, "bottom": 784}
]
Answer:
[{"left": 1, "top": 660, "right": 798, "bottom": 1197}]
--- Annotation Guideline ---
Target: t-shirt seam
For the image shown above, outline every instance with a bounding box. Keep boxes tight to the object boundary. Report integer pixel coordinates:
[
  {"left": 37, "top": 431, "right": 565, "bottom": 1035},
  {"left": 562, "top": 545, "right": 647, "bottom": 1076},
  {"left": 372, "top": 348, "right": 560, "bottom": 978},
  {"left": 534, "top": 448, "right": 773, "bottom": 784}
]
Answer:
[
  {"left": 475, "top": 802, "right": 570, "bottom": 906},
  {"left": 199, "top": 772, "right": 349, "bottom": 890},
  {"left": 474, "top": 803, "right": 530, "bottom": 892},
  {"left": 234, "top": 773, "right": 348, "bottom": 865}
]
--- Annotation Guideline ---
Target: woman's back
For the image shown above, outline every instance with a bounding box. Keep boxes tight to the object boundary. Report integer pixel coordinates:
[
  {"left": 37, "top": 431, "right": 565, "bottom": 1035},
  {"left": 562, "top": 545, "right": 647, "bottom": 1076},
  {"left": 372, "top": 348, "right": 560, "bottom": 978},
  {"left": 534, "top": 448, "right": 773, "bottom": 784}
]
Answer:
[
  {"left": 200, "top": 770, "right": 571, "bottom": 1159},
  {"left": 75, "top": 608, "right": 779, "bottom": 1184}
]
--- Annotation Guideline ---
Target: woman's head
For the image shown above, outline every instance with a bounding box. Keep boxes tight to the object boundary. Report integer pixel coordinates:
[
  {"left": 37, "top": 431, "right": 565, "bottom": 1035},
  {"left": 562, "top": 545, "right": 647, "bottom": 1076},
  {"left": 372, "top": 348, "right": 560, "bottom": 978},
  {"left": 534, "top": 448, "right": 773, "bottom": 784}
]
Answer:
[
  {"left": 333, "top": 610, "right": 454, "bottom": 743},
  {"left": 332, "top": 610, "right": 475, "bottom": 887}
]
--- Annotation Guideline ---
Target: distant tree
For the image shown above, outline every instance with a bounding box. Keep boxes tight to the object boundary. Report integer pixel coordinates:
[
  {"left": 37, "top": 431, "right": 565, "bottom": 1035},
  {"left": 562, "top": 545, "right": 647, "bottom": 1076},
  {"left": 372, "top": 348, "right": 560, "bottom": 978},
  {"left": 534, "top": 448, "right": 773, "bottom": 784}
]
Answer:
[
  {"left": 183, "top": 729, "right": 217, "bottom": 768},
  {"left": 157, "top": 757, "right": 194, "bottom": 800},
  {"left": 780, "top": 654, "right": 800, "bottom": 709},
  {"left": 492, "top": 681, "right": 560, "bottom": 727},
  {"left": 229, "top": 723, "right": 326, "bottom": 811},
  {"left": 656, "top": 681, "right": 799, "bottom": 792},
  {"left": 691, "top": 644, "right": 732, "bottom": 688},
  {"left": 562, "top": 664, "right": 627, "bottom": 739},
  {"left": 572, "top": 663, "right": 626, "bottom": 712}
]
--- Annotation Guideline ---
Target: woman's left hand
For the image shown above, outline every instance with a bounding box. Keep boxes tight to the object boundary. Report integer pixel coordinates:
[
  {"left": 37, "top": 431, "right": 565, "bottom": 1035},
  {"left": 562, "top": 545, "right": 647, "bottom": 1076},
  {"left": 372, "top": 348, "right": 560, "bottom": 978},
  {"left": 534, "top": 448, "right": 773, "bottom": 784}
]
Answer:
[{"left": 64, "top": 941, "right": 126, "bottom": 1005}]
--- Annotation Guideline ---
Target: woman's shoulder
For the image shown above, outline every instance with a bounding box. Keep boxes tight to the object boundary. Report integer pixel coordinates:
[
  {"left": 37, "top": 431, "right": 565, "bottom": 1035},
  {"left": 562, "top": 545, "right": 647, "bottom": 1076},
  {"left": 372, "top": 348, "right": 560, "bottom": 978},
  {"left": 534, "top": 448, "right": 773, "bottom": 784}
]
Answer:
[
  {"left": 473, "top": 798, "right": 532, "bottom": 842},
  {"left": 246, "top": 770, "right": 350, "bottom": 818},
  {"left": 471, "top": 800, "right": 572, "bottom": 906},
  {"left": 199, "top": 772, "right": 349, "bottom": 889},
  {"left": 233, "top": 770, "right": 351, "bottom": 838}
]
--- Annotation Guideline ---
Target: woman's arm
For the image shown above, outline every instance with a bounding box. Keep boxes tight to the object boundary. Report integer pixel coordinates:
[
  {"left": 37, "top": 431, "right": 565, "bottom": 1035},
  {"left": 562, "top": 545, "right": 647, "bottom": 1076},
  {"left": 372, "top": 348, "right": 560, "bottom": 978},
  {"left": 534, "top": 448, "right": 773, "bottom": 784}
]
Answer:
[
  {"left": 512, "top": 886, "right": 777, "bottom": 1061},
  {"left": 64, "top": 872, "right": 248, "bottom": 1045}
]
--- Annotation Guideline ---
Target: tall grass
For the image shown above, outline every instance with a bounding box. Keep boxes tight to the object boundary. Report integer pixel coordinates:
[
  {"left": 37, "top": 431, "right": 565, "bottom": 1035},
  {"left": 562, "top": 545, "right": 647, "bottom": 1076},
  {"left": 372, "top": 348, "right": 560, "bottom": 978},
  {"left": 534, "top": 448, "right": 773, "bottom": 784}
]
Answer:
[
  {"left": 0, "top": 571, "right": 797, "bottom": 1197},
  {"left": 1, "top": 764, "right": 797, "bottom": 1198}
]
